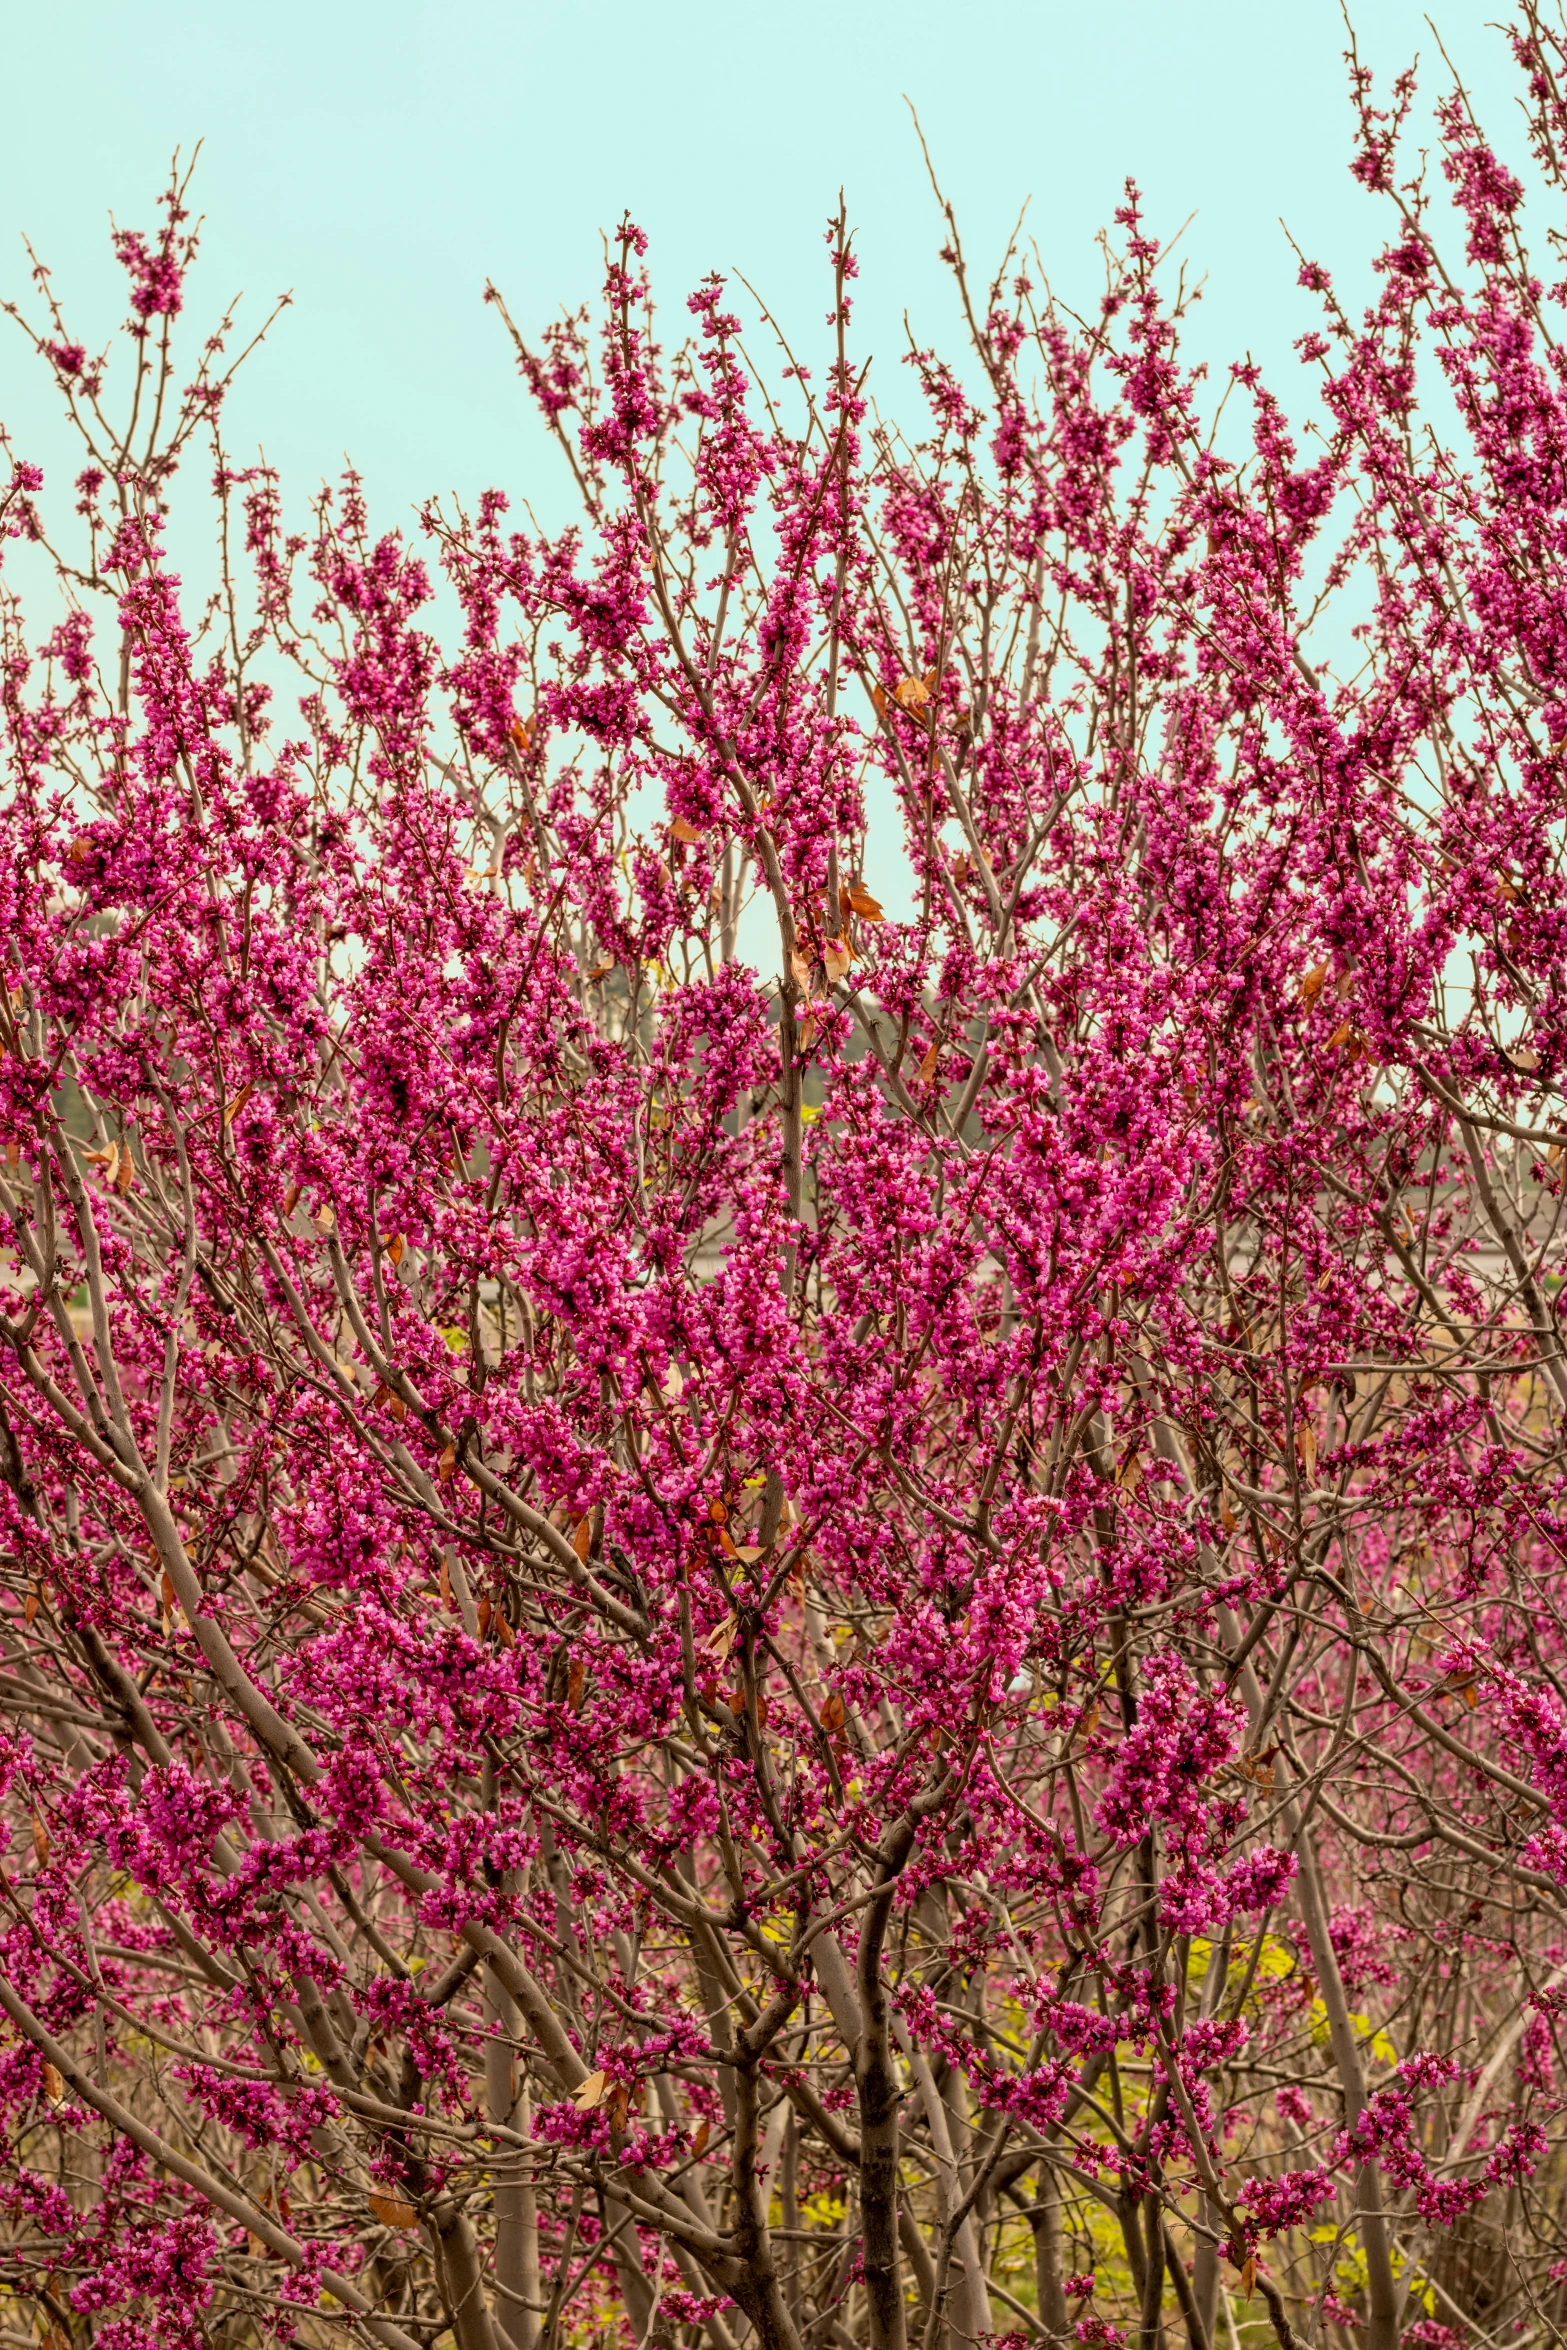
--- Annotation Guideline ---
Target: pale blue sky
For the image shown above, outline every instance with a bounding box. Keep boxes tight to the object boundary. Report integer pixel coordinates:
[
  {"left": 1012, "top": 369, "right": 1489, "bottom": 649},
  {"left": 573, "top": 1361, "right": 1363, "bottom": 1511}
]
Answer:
[{"left": 0, "top": 0, "right": 1527, "bottom": 535}]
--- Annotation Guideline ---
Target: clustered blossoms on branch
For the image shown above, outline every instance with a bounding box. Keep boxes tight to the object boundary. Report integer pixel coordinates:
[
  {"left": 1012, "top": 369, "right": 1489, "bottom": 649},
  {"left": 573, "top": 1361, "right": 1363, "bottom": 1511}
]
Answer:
[{"left": 9, "top": 11, "right": 1567, "bottom": 2350}]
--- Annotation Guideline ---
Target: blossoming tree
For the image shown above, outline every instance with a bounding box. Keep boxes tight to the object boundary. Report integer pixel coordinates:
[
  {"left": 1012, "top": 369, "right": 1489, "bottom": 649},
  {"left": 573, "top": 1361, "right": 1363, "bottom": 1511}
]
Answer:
[{"left": 6, "top": 12, "right": 1567, "bottom": 2349}]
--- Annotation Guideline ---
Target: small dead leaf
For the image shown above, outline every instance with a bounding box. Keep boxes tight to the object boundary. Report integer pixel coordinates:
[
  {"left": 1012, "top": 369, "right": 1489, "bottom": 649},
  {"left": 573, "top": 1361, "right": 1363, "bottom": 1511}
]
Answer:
[
  {"left": 574, "top": 2069, "right": 609, "bottom": 2111},
  {"left": 567, "top": 1655, "right": 587, "bottom": 1714},
  {"left": 699, "top": 1615, "right": 739, "bottom": 1667},
  {"left": 871, "top": 683, "right": 889, "bottom": 718},
  {"left": 1513, "top": 1046, "right": 1542, "bottom": 1072},
  {"left": 510, "top": 716, "right": 534, "bottom": 751},
  {"left": 101, "top": 1139, "right": 122, "bottom": 1187},
  {"left": 917, "top": 1039, "right": 941, "bottom": 1083},
  {"left": 1297, "top": 1423, "right": 1318, "bottom": 1482},
  {"left": 282, "top": 1181, "right": 302, "bottom": 1218},
  {"left": 31, "top": 1813, "right": 50, "bottom": 1865},
  {"left": 437, "top": 1441, "right": 457, "bottom": 1486},
  {"left": 381, "top": 1232, "right": 406, "bottom": 1267},
  {"left": 439, "top": 1556, "right": 453, "bottom": 1610},
  {"left": 670, "top": 816, "right": 704, "bottom": 846},
  {"left": 1300, "top": 963, "right": 1329, "bottom": 1006},
  {"left": 477, "top": 1595, "right": 493, "bottom": 1638},
  {"left": 41, "top": 2060, "right": 63, "bottom": 2107},
  {"left": 115, "top": 1140, "right": 135, "bottom": 1192},
  {"left": 23, "top": 1586, "right": 40, "bottom": 1627},
  {"left": 823, "top": 936, "right": 852, "bottom": 984},
  {"left": 572, "top": 1516, "right": 593, "bottom": 1564},
  {"left": 1240, "top": 2257, "right": 1256, "bottom": 2300},
  {"left": 368, "top": 2190, "right": 419, "bottom": 2230},
  {"left": 847, "top": 881, "right": 884, "bottom": 922},
  {"left": 893, "top": 673, "right": 931, "bottom": 711},
  {"left": 788, "top": 946, "right": 815, "bottom": 991},
  {"left": 1326, "top": 1022, "right": 1353, "bottom": 1050},
  {"left": 692, "top": 2115, "right": 711, "bottom": 2157},
  {"left": 1115, "top": 1450, "right": 1143, "bottom": 1498},
  {"left": 160, "top": 1568, "right": 178, "bottom": 1632},
  {"left": 315, "top": 1203, "right": 336, "bottom": 1235},
  {"left": 820, "top": 1690, "right": 846, "bottom": 1734},
  {"left": 223, "top": 1084, "right": 253, "bottom": 1127},
  {"left": 494, "top": 1607, "right": 515, "bottom": 1650}
]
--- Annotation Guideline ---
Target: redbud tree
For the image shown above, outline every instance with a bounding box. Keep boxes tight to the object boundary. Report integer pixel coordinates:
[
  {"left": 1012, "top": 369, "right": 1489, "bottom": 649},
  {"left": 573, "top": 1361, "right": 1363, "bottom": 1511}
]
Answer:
[{"left": 6, "top": 12, "right": 1567, "bottom": 2350}]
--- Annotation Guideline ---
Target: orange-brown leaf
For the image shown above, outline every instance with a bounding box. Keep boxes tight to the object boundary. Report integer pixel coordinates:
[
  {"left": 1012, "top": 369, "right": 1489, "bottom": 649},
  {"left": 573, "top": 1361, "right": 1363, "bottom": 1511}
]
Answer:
[
  {"left": 369, "top": 2190, "right": 419, "bottom": 2230},
  {"left": 223, "top": 1083, "right": 253, "bottom": 1127},
  {"left": 574, "top": 2068, "right": 609, "bottom": 2111},
  {"left": 1300, "top": 962, "right": 1329, "bottom": 1006},
  {"left": 823, "top": 937, "right": 852, "bottom": 984},
  {"left": 847, "top": 882, "right": 883, "bottom": 922},
  {"left": 820, "top": 1690, "right": 846, "bottom": 1734},
  {"left": 572, "top": 1515, "right": 593, "bottom": 1564},
  {"left": 893, "top": 673, "right": 931, "bottom": 711},
  {"left": 41, "top": 2061, "right": 64, "bottom": 2107},
  {"left": 31, "top": 1813, "right": 49, "bottom": 1865},
  {"left": 691, "top": 2115, "right": 711, "bottom": 2157},
  {"left": 567, "top": 1655, "right": 587, "bottom": 1714},
  {"left": 670, "top": 816, "right": 704, "bottom": 846}
]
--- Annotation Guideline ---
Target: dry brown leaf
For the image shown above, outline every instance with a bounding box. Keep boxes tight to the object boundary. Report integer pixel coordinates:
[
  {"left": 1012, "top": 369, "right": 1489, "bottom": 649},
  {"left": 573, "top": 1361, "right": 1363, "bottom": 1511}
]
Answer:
[
  {"left": 1297, "top": 1423, "right": 1318, "bottom": 1482},
  {"left": 572, "top": 1516, "right": 593, "bottom": 1564},
  {"left": 567, "top": 1655, "right": 587, "bottom": 1713},
  {"left": 847, "top": 881, "right": 883, "bottom": 922},
  {"left": 31, "top": 1813, "right": 49, "bottom": 1865},
  {"left": 820, "top": 1690, "right": 846, "bottom": 1734},
  {"left": 437, "top": 1441, "right": 457, "bottom": 1487},
  {"left": 282, "top": 1180, "right": 302, "bottom": 1218},
  {"left": 788, "top": 947, "right": 815, "bottom": 991},
  {"left": 368, "top": 2190, "right": 419, "bottom": 2230},
  {"left": 823, "top": 937, "right": 852, "bottom": 984},
  {"left": 1241, "top": 2257, "right": 1256, "bottom": 2300},
  {"left": 893, "top": 673, "right": 931, "bottom": 711},
  {"left": 670, "top": 816, "right": 704, "bottom": 846},
  {"left": 574, "top": 2069, "right": 609, "bottom": 2111},
  {"left": 315, "top": 1203, "right": 336, "bottom": 1235},
  {"left": 871, "top": 683, "right": 889, "bottom": 718},
  {"left": 698, "top": 1616, "right": 739, "bottom": 1667},
  {"left": 439, "top": 1556, "right": 453, "bottom": 1611},
  {"left": 1300, "top": 962, "right": 1329, "bottom": 1006},
  {"left": 1514, "top": 1046, "right": 1542, "bottom": 1071},
  {"left": 917, "top": 1039, "right": 941, "bottom": 1083},
  {"left": 23, "top": 1586, "right": 40, "bottom": 1627},
  {"left": 510, "top": 716, "right": 534, "bottom": 751},
  {"left": 691, "top": 2115, "right": 711, "bottom": 2157},
  {"left": 1326, "top": 1022, "right": 1353, "bottom": 1049},
  {"left": 41, "top": 2060, "right": 63, "bottom": 2107}
]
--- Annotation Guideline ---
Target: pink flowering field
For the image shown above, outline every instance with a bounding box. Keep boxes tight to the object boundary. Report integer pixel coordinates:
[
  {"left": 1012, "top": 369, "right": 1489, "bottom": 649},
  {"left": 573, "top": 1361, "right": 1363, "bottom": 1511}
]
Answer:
[{"left": 5, "top": 11, "right": 1567, "bottom": 2350}]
